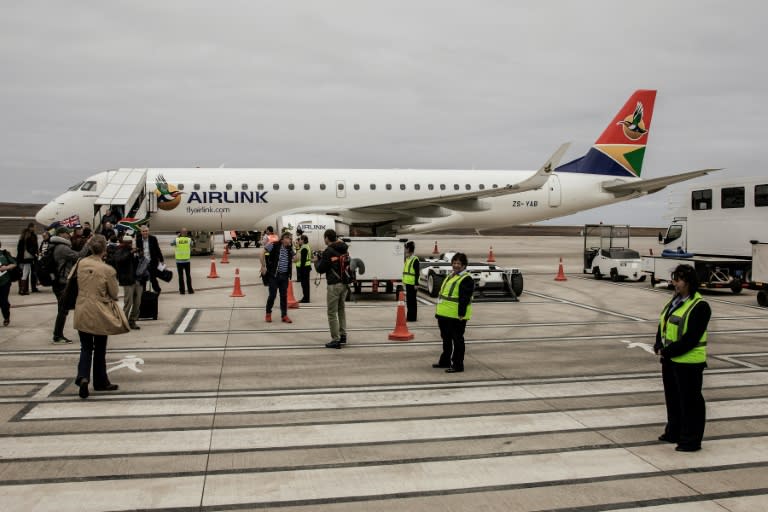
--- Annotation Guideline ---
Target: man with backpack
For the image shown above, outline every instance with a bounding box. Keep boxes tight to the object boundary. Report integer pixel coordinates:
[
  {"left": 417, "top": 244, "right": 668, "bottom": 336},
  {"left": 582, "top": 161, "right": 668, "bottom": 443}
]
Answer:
[
  {"left": 314, "top": 229, "right": 350, "bottom": 349},
  {"left": 49, "top": 227, "right": 90, "bottom": 344}
]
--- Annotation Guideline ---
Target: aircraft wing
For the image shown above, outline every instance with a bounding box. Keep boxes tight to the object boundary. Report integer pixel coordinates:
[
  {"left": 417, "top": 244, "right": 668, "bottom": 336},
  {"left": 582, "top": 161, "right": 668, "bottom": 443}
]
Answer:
[
  {"left": 349, "top": 143, "right": 570, "bottom": 216},
  {"left": 602, "top": 168, "right": 722, "bottom": 196}
]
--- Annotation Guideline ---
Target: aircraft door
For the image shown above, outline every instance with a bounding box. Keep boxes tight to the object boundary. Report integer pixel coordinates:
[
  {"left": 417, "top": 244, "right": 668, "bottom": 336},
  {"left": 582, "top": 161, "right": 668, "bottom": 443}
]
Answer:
[
  {"left": 336, "top": 180, "right": 346, "bottom": 199},
  {"left": 548, "top": 175, "right": 562, "bottom": 207}
]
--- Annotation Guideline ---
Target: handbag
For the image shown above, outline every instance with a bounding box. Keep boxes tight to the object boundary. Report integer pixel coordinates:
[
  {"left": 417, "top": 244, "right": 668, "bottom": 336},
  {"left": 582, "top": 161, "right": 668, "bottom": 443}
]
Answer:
[
  {"left": 157, "top": 268, "right": 173, "bottom": 283},
  {"left": 62, "top": 261, "right": 80, "bottom": 311},
  {"left": 103, "top": 300, "right": 130, "bottom": 335}
]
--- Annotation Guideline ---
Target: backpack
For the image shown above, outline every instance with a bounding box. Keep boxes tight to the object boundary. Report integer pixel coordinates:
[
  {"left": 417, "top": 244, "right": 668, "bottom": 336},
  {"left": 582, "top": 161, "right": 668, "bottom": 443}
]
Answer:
[
  {"left": 330, "top": 249, "right": 354, "bottom": 284},
  {"left": 35, "top": 243, "right": 60, "bottom": 287},
  {"left": 1, "top": 250, "right": 21, "bottom": 282}
]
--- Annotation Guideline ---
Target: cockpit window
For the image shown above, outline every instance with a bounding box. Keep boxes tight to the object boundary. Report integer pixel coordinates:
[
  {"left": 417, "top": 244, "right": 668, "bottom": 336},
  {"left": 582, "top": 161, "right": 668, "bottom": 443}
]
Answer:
[
  {"left": 67, "top": 182, "right": 84, "bottom": 191},
  {"left": 80, "top": 181, "right": 97, "bottom": 191}
]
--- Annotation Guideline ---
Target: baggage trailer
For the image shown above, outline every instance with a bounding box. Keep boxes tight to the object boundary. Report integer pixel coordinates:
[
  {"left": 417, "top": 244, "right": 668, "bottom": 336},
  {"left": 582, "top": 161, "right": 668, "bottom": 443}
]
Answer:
[
  {"left": 344, "top": 237, "right": 406, "bottom": 297},
  {"left": 748, "top": 241, "right": 768, "bottom": 306}
]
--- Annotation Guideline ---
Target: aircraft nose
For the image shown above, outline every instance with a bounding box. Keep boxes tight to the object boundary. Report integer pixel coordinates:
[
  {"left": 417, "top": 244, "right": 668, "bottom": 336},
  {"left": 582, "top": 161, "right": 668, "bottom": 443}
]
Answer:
[{"left": 35, "top": 202, "right": 58, "bottom": 227}]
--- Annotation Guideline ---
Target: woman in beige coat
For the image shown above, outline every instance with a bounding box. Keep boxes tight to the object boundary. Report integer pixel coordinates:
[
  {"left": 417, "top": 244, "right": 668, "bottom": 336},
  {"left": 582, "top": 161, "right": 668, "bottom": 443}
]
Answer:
[{"left": 73, "top": 234, "right": 129, "bottom": 399}]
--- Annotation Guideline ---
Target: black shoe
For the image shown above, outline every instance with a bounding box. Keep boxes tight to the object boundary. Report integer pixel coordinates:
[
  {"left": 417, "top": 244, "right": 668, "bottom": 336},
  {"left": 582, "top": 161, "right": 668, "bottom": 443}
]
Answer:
[
  {"left": 432, "top": 363, "right": 450, "bottom": 368},
  {"left": 94, "top": 384, "right": 119, "bottom": 391},
  {"left": 179, "top": 290, "right": 185, "bottom": 295},
  {"left": 339, "top": 334, "right": 347, "bottom": 344},
  {"left": 78, "top": 378, "right": 89, "bottom": 399},
  {"left": 658, "top": 433, "right": 678, "bottom": 443},
  {"left": 2, "top": 318, "right": 8, "bottom": 327},
  {"left": 325, "top": 340, "right": 342, "bottom": 349},
  {"left": 446, "top": 367, "right": 464, "bottom": 373},
  {"left": 188, "top": 289, "right": 194, "bottom": 294},
  {"left": 129, "top": 322, "right": 140, "bottom": 330},
  {"left": 52, "top": 336, "right": 73, "bottom": 344},
  {"left": 300, "top": 299, "right": 310, "bottom": 303},
  {"left": 675, "top": 444, "right": 701, "bottom": 452}
]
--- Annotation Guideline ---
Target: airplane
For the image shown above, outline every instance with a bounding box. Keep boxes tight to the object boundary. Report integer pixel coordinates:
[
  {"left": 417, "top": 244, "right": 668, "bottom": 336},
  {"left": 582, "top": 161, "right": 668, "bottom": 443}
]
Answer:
[{"left": 35, "top": 89, "right": 718, "bottom": 240}]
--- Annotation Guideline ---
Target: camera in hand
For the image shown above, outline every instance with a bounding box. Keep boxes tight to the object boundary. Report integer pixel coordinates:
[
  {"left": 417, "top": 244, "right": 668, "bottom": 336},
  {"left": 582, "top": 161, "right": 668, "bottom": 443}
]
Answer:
[{"left": 312, "top": 250, "right": 322, "bottom": 258}]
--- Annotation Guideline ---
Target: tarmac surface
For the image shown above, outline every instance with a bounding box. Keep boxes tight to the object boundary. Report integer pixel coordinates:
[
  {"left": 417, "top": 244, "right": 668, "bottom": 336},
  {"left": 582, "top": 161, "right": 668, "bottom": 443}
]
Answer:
[{"left": 1, "top": 234, "right": 766, "bottom": 511}]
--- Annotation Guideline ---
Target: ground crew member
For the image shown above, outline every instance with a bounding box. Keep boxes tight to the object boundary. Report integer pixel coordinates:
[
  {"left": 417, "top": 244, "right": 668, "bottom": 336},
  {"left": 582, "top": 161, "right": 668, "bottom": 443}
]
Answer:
[
  {"left": 295, "top": 234, "right": 312, "bottom": 303},
  {"left": 654, "top": 264, "right": 711, "bottom": 452},
  {"left": 402, "top": 241, "right": 419, "bottom": 321},
  {"left": 433, "top": 252, "right": 474, "bottom": 373},
  {"left": 172, "top": 228, "right": 194, "bottom": 294}
]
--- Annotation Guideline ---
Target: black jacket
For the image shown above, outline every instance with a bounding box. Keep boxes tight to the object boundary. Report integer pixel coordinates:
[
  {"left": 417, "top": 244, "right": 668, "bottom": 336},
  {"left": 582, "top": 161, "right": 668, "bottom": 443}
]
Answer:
[
  {"left": 315, "top": 241, "right": 349, "bottom": 285},
  {"left": 137, "top": 234, "right": 164, "bottom": 264},
  {"left": 264, "top": 242, "right": 295, "bottom": 279},
  {"left": 108, "top": 244, "right": 138, "bottom": 286}
]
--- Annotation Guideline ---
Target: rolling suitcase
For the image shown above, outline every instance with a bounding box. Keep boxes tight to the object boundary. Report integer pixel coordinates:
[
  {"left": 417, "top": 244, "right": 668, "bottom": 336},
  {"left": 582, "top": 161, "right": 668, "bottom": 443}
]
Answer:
[{"left": 138, "top": 290, "right": 159, "bottom": 320}]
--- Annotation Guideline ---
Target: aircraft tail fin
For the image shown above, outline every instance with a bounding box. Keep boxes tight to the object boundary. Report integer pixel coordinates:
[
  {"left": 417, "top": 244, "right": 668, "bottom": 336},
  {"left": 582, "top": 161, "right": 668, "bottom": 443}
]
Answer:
[{"left": 556, "top": 89, "right": 657, "bottom": 178}]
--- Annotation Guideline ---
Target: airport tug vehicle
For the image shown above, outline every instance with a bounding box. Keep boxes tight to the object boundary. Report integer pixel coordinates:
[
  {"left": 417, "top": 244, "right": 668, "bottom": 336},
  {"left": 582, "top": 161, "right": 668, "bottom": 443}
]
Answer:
[
  {"left": 583, "top": 224, "right": 645, "bottom": 282},
  {"left": 418, "top": 251, "right": 523, "bottom": 301}
]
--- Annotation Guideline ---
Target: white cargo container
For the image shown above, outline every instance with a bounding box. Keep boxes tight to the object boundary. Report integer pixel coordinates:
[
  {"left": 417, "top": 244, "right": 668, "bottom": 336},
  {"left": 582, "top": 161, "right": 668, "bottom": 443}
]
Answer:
[{"left": 344, "top": 237, "right": 407, "bottom": 296}]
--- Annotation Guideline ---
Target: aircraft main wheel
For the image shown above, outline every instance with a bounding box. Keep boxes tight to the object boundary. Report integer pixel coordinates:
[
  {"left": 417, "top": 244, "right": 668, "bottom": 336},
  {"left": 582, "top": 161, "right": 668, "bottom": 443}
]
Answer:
[
  {"left": 427, "top": 272, "right": 443, "bottom": 298},
  {"left": 758, "top": 290, "right": 768, "bottom": 307},
  {"left": 730, "top": 278, "right": 743, "bottom": 294},
  {"left": 593, "top": 268, "right": 603, "bottom": 280}
]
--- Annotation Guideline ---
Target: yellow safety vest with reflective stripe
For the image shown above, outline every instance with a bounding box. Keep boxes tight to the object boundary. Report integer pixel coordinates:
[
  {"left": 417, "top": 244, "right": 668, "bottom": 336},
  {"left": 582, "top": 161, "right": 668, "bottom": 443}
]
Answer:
[
  {"left": 295, "top": 243, "right": 312, "bottom": 267},
  {"left": 436, "top": 272, "right": 473, "bottom": 320},
  {"left": 659, "top": 291, "right": 707, "bottom": 364},
  {"left": 174, "top": 236, "right": 192, "bottom": 261},
  {"left": 402, "top": 255, "right": 418, "bottom": 285}
]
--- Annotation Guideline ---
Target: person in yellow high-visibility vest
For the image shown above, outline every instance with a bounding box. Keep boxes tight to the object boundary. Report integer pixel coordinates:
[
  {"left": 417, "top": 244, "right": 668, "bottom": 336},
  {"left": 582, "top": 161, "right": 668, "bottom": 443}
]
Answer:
[
  {"left": 433, "top": 252, "right": 474, "bottom": 373},
  {"left": 172, "top": 228, "right": 194, "bottom": 294},
  {"left": 402, "top": 241, "right": 420, "bottom": 322},
  {"left": 295, "top": 234, "right": 312, "bottom": 303},
  {"left": 653, "top": 264, "right": 711, "bottom": 452}
]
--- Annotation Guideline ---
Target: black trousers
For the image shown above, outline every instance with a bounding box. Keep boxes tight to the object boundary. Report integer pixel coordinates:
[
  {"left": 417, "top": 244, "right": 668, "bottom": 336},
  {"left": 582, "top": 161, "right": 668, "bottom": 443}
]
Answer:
[
  {"left": 266, "top": 273, "right": 290, "bottom": 316},
  {"left": 176, "top": 261, "right": 193, "bottom": 293},
  {"left": 52, "top": 283, "right": 69, "bottom": 337},
  {"left": 405, "top": 283, "right": 417, "bottom": 321},
  {"left": 77, "top": 331, "right": 111, "bottom": 388},
  {"left": 297, "top": 266, "right": 310, "bottom": 301},
  {"left": 661, "top": 359, "right": 706, "bottom": 447},
  {"left": 0, "top": 281, "right": 11, "bottom": 320},
  {"left": 437, "top": 315, "right": 467, "bottom": 370}
]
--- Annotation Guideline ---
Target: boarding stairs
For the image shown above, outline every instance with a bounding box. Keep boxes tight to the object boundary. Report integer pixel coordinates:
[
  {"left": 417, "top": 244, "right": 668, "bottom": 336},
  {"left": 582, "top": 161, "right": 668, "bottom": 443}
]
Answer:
[{"left": 93, "top": 168, "right": 155, "bottom": 231}]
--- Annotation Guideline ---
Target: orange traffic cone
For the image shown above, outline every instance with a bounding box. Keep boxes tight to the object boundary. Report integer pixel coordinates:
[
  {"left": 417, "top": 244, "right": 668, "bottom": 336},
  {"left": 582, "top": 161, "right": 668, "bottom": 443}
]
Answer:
[
  {"left": 287, "top": 280, "right": 299, "bottom": 309},
  {"left": 554, "top": 257, "right": 567, "bottom": 281},
  {"left": 221, "top": 246, "right": 230, "bottom": 264},
  {"left": 207, "top": 258, "right": 219, "bottom": 278},
  {"left": 388, "top": 291, "right": 414, "bottom": 341},
  {"left": 432, "top": 240, "right": 439, "bottom": 255},
  {"left": 487, "top": 245, "right": 496, "bottom": 263},
  {"left": 230, "top": 268, "right": 245, "bottom": 297}
]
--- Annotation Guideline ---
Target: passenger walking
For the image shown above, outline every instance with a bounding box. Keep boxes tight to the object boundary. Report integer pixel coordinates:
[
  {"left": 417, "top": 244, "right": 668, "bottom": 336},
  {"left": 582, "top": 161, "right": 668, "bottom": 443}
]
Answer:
[
  {"left": 138, "top": 226, "right": 164, "bottom": 294},
  {"left": 172, "top": 227, "right": 194, "bottom": 294},
  {"left": 260, "top": 232, "right": 296, "bottom": 323},
  {"left": 16, "top": 225, "right": 38, "bottom": 296},
  {"left": 295, "top": 234, "right": 312, "bottom": 303},
  {"left": 73, "top": 235, "right": 129, "bottom": 399},
  {"left": 109, "top": 231, "right": 142, "bottom": 329},
  {"left": 51, "top": 227, "right": 90, "bottom": 344},
  {"left": 654, "top": 264, "right": 712, "bottom": 452},
  {"left": 0, "top": 241, "right": 18, "bottom": 327},
  {"left": 433, "top": 252, "right": 474, "bottom": 373},
  {"left": 402, "top": 241, "right": 420, "bottom": 321},
  {"left": 314, "top": 229, "right": 349, "bottom": 349}
]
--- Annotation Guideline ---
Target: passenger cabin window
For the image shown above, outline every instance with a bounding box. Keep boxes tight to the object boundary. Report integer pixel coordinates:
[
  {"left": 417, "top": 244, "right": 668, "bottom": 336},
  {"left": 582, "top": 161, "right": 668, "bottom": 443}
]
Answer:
[
  {"left": 721, "top": 187, "right": 745, "bottom": 209},
  {"left": 465, "top": 184, "right": 471, "bottom": 190},
  {"left": 68, "top": 182, "right": 84, "bottom": 191},
  {"left": 320, "top": 184, "right": 326, "bottom": 191},
  {"left": 337, "top": 183, "right": 344, "bottom": 191},
  {"left": 178, "top": 184, "right": 185, "bottom": 191},
  {"left": 210, "top": 184, "right": 216, "bottom": 190},
  {"left": 241, "top": 184, "right": 248, "bottom": 190},
  {"left": 304, "top": 184, "right": 311, "bottom": 190},
  {"left": 756, "top": 184, "right": 768, "bottom": 207},
  {"left": 353, "top": 184, "right": 360, "bottom": 190},
  {"left": 273, "top": 184, "right": 279, "bottom": 190},
  {"left": 428, "top": 184, "right": 434, "bottom": 191},
  {"left": 226, "top": 184, "right": 232, "bottom": 190},
  {"left": 257, "top": 184, "right": 263, "bottom": 190},
  {"left": 691, "top": 189, "right": 711, "bottom": 210},
  {"left": 80, "top": 181, "right": 97, "bottom": 191},
  {"left": 194, "top": 184, "right": 201, "bottom": 191},
  {"left": 288, "top": 184, "right": 295, "bottom": 190},
  {"left": 400, "top": 184, "right": 406, "bottom": 190},
  {"left": 440, "top": 184, "right": 446, "bottom": 190},
  {"left": 479, "top": 184, "right": 485, "bottom": 190},
  {"left": 453, "top": 184, "right": 460, "bottom": 190},
  {"left": 386, "top": 184, "right": 392, "bottom": 190},
  {"left": 414, "top": 184, "right": 420, "bottom": 190},
  {"left": 370, "top": 184, "right": 376, "bottom": 190}
]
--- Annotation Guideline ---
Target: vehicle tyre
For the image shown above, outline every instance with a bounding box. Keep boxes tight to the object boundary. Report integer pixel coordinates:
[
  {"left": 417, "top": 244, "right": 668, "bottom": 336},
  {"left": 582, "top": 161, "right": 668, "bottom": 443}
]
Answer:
[
  {"left": 511, "top": 273, "right": 524, "bottom": 296},
  {"left": 730, "top": 278, "right": 743, "bottom": 294},
  {"left": 650, "top": 274, "right": 657, "bottom": 287},
  {"left": 610, "top": 269, "right": 620, "bottom": 282},
  {"left": 386, "top": 281, "right": 394, "bottom": 293},
  {"left": 244, "top": 242, "right": 251, "bottom": 248},
  {"left": 593, "top": 268, "right": 603, "bottom": 280},
  {"left": 354, "top": 282, "right": 362, "bottom": 294},
  {"left": 638, "top": 275, "right": 647, "bottom": 282},
  {"left": 427, "top": 272, "right": 443, "bottom": 298},
  {"left": 758, "top": 290, "right": 768, "bottom": 307}
]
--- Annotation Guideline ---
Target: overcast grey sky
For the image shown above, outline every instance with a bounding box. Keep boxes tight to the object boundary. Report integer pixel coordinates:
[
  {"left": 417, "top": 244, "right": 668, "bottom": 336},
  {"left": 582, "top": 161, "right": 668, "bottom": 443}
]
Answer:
[{"left": 1, "top": 1, "right": 765, "bottom": 226}]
